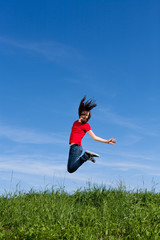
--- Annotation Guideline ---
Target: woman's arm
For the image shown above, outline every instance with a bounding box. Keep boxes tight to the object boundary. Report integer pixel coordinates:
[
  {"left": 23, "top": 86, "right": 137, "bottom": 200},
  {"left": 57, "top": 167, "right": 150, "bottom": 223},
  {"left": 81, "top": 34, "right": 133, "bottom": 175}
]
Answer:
[{"left": 88, "top": 130, "right": 116, "bottom": 144}]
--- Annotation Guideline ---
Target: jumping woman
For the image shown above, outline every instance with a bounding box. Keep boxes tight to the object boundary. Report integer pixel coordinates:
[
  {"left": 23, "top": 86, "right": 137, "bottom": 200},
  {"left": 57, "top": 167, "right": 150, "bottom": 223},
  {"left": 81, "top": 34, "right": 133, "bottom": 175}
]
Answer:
[{"left": 67, "top": 96, "right": 116, "bottom": 173}]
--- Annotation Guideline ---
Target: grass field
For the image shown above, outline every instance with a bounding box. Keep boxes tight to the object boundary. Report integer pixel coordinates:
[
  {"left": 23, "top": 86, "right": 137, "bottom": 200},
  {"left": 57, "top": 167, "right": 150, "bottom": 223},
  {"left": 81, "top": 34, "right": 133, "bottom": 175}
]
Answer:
[{"left": 0, "top": 184, "right": 160, "bottom": 239}]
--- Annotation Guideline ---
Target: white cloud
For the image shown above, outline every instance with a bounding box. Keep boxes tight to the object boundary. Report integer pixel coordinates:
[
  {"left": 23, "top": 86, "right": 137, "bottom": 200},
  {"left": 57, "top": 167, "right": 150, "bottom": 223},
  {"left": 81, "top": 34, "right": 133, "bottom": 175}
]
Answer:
[
  {"left": 0, "top": 152, "right": 159, "bottom": 193},
  {"left": 97, "top": 108, "right": 159, "bottom": 137},
  {"left": 100, "top": 149, "right": 153, "bottom": 161},
  {"left": 0, "top": 153, "right": 81, "bottom": 180},
  {"left": 0, "top": 124, "right": 66, "bottom": 144},
  {"left": 0, "top": 153, "right": 110, "bottom": 187},
  {"left": 97, "top": 159, "right": 158, "bottom": 172},
  {"left": 0, "top": 37, "right": 84, "bottom": 66}
]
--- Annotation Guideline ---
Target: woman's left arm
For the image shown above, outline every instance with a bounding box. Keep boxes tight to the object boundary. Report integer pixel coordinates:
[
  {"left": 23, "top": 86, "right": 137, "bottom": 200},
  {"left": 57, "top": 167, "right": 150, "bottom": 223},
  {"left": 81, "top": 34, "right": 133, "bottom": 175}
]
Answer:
[{"left": 88, "top": 130, "right": 116, "bottom": 144}]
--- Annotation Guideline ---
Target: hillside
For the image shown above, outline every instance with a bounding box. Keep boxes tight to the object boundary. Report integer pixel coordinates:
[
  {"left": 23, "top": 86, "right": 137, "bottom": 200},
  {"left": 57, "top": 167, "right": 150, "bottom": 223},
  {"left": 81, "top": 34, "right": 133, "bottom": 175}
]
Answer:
[{"left": 0, "top": 185, "right": 160, "bottom": 239}]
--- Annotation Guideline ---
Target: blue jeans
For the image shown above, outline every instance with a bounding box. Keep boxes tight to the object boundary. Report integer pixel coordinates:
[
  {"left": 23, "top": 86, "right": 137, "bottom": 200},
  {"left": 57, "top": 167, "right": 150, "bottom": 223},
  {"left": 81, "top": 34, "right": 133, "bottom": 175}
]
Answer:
[{"left": 67, "top": 144, "right": 89, "bottom": 173}]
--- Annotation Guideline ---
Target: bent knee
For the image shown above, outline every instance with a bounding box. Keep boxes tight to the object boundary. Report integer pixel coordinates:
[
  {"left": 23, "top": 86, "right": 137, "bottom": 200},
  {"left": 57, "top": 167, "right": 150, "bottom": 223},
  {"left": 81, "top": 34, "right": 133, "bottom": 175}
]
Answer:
[{"left": 67, "top": 166, "right": 75, "bottom": 173}]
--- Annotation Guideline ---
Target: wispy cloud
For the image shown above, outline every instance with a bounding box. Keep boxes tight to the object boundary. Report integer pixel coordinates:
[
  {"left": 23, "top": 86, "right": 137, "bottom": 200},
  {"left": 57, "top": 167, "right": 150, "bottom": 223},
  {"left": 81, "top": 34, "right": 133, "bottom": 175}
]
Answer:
[
  {"left": 0, "top": 124, "right": 67, "bottom": 144},
  {"left": 0, "top": 152, "right": 159, "bottom": 193},
  {"left": 0, "top": 153, "right": 109, "bottom": 187},
  {"left": 0, "top": 36, "right": 85, "bottom": 66},
  {"left": 98, "top": 160, "right": 155, "bottom": 171},
  {"left": 99, "top": 148, "right": 153, "bottom": 161},
  {"left": 0, "top": 154, "right": 66, "bottom": 175},
  {"left": 97, "top": 108, "right": 159, "bottom": 137},
  {"left": 97, "top": 147, "right": 160, "bottom": 173}
]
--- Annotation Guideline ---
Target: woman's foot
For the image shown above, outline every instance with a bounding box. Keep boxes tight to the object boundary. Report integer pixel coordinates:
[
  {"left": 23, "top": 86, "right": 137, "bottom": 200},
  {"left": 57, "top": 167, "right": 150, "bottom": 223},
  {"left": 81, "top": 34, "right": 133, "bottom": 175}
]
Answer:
[{"left": 85, "top": 150, "right": 100, "bottom": 163}]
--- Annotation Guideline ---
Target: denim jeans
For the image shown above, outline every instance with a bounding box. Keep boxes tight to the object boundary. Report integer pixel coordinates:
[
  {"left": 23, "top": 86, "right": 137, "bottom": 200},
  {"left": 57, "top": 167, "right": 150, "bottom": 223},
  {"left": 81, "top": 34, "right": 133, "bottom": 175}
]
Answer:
[{"left": 67, "top": 144, "right": 89, "bottom": 173}]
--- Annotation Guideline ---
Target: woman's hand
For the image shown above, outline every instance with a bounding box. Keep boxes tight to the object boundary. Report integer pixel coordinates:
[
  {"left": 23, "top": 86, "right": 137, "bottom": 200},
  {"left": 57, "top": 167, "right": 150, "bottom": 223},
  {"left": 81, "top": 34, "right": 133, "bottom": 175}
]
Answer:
[{"left": 107, "top": 138, "right": 117, "bottom": 144}]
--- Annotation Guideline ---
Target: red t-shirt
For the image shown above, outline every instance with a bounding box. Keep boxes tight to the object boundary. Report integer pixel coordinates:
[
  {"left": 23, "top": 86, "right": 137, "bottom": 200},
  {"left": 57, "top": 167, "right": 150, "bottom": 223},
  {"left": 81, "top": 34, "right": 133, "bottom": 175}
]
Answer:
[{"left": 69, "top": 120, "right": 91, "bottom": 145}]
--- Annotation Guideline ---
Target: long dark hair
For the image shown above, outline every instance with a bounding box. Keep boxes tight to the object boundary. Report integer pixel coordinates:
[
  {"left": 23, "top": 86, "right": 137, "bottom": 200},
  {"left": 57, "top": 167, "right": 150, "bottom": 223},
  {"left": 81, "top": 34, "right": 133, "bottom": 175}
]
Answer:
[{"left": 78, "top": 96, "right": 97, "bottom": 121}]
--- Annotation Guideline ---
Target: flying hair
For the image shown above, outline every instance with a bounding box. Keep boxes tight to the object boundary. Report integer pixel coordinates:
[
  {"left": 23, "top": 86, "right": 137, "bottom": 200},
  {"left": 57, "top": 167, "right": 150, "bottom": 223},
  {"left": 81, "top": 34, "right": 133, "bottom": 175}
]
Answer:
[{"left": 78, "top": 96, "right": 97, "bottom": 120}]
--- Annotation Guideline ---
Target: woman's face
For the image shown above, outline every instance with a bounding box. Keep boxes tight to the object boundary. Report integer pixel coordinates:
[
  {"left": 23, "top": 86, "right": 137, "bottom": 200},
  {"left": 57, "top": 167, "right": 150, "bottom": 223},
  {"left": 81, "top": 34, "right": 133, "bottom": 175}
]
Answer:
[{"left": 79, "top": 111, "right": 90, "bottom": 123}]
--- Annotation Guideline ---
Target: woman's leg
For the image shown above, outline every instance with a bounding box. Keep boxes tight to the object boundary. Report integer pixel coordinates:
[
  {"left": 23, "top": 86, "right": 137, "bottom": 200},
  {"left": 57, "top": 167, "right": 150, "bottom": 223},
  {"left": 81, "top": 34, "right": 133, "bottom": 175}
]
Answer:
[{"left": 67, "top": 144, "right": 89, "bottom": 173}]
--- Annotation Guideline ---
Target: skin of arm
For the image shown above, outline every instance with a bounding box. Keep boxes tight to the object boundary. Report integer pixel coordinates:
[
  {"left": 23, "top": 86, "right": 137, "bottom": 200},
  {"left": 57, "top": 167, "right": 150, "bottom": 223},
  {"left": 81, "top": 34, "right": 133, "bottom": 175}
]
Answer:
[{"left": 88, "top": 130, "right": 116, "bottom": 144}]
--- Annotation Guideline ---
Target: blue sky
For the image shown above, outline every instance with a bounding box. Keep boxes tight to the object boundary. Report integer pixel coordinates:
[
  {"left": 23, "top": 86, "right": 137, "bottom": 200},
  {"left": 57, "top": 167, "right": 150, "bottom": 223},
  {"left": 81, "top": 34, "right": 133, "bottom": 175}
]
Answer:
[{"left": 0, "top": 0, "right": 160, "bottom": 194}]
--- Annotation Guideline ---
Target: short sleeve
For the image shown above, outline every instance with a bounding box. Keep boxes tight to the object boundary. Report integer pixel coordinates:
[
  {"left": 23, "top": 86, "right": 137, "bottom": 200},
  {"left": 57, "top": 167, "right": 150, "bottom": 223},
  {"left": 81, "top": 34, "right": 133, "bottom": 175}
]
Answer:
[{"left": 84, "top": 123, "right": 91, "bottom": 132}]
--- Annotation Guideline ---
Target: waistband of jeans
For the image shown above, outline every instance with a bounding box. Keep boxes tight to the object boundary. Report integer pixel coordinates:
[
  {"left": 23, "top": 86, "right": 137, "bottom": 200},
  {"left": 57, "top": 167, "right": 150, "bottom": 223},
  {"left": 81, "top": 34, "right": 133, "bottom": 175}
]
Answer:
[{"left": 70, "top": 144, "right": 81, "bottom": 148}]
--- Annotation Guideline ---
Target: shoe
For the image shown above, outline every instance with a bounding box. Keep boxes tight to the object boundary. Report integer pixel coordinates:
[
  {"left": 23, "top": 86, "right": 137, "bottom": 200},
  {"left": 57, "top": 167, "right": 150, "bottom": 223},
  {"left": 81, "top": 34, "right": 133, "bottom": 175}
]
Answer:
[
  {"left": 85, "top": 150, "right": 100, "bottom": 158},
  {"left": 85, "top": 150, "right": 100, "bottom": 163},
  {"left": 88, "top": 156, "right": 96, "bottom": 163}
]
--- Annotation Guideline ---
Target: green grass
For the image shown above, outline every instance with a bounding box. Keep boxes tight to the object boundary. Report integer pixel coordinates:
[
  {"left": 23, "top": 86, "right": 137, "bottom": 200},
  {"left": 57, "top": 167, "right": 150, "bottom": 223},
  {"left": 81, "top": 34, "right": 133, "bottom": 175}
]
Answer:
[{"left": 0, "top": 185, "right": 160, "bottom": 239}]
